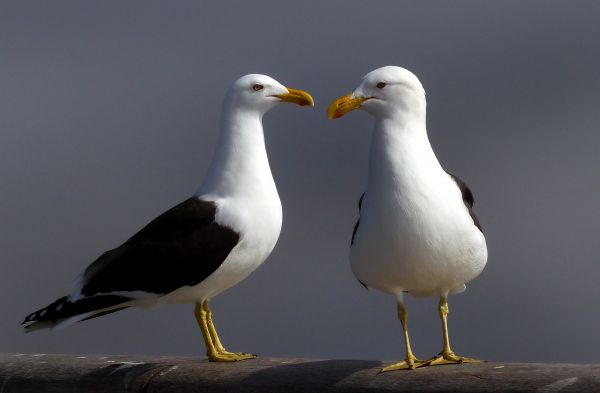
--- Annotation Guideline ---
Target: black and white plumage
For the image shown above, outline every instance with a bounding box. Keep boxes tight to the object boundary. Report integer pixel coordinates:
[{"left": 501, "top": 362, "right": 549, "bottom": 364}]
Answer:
[
  {"left": 328, "top": 66, "right": 487, "bottom": 370},
  {"left": 329, "top": 65, "right": 487, "bottom": 301},
  {"left": 449, "top": 173, "right": 482, "bottom": 232},
  {"left": 352, "top": 172, "right": 481, "bottom": 269},
  {"left": 23, "top": 198, "right": 238, "bottom": 330},
  {"left": 23, "top": 74, "right": 314, "bottom": 343}
]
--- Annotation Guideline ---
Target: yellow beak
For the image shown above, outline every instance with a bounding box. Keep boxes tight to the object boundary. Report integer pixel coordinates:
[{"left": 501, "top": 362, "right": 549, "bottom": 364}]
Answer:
[
  {"left": 273, "top": 88, "right": 314, "bottom": 107},
  {"left": 327, "top": 94, "right": 369, "bottom": 119}
]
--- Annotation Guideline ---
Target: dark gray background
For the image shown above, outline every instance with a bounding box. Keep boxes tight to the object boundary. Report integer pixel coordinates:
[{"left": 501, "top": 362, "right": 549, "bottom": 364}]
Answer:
[{"left": 1, "top": 1, "right": 599, "bottom": 363}]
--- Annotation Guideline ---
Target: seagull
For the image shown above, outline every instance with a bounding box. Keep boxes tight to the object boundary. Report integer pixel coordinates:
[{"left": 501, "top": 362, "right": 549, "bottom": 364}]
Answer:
[
  {"left": 327, "top": 66, "right": 487, "bottom": 371},
  {"left": 22, "top": 74, "right": 314, "bottom": 362}
]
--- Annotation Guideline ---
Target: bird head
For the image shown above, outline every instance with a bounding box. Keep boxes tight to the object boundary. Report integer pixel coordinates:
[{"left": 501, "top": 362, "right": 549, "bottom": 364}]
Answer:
[
  {"left": 226, "top": 74, "right": 314, "bottom": 114},
  {"left": 327, "top": 66, "right": 425, "bottom": 120}
]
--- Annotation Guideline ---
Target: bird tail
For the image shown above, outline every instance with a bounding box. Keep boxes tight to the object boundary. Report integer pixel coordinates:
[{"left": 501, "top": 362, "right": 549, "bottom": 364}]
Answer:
[{"left": 22, "top": 294, "right": 133, "bottom": 332}]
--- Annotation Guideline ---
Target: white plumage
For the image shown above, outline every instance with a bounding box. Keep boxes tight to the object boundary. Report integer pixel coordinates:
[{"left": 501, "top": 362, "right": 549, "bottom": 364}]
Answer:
[
  {"left": 23, "top": 74, "right": 313, "bottom": 362},
  {"left": 329, "top": 65, "right": 487, "bottom": 370},
  {"left": 350, "top": 110, "right": 487, "bottom": 298},
  {"left": 165, "top": 74, "right": 286, "bottom": 305}
]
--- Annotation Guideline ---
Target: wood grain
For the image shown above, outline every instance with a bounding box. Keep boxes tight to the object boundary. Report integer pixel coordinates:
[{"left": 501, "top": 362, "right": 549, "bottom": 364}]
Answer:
[{"left": 1, "top": 353, "right": 598, "bottom": 393}]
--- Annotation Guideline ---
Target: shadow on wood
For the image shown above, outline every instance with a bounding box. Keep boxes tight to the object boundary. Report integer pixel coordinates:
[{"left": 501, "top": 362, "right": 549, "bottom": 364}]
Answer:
[{"left": 1, "top": 353, "right": 599, "bottom": 392}]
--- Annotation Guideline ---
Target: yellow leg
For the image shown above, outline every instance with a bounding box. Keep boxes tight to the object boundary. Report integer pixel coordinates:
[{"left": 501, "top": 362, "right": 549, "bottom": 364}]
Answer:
[
  {"left": 381, "top": 302, "right": 430, "bottom": 372},
  {"left": 202, "top": 300, "right": 256, "bottom": 360},
  {"left": 194, "top": 301, "right": 256, "bottom": 362},
  {"left": 202, "top": 300, "right": 230, "bottom": 354},
  {"left": 428, "top": 296, "right": 484, "bottom": 366}
]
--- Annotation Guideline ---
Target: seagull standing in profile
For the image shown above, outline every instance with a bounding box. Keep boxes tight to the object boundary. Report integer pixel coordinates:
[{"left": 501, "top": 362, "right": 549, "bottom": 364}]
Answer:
[
  {"left": 23, "top": 74, "right": 314, "bottom": 362},
  {"left": 328, "top": 66, "right": 487, "bottom": 371}
]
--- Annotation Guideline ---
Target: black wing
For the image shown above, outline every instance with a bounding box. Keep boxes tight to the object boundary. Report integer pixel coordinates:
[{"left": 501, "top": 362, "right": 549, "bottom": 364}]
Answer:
[
  {"left": 448, "top": 173, "right": 482, "bottom": 233},
  {"left": 80, "top": 197, "right": 240, "bottom": 296},
  {"left": 351, "top": 193, "right": 365, "bottom": 246},
  {"left": 22, "top": 294, "right": 133, "bottom": 331},
  {"left": 351, "top": 193, "right": 368, "bottom": 290},
  {"left": 22, "top": 197, "right": 239, "bottom": 330}
]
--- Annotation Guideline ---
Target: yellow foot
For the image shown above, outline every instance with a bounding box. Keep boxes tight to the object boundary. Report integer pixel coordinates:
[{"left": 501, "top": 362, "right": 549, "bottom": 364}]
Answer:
[
  {"left": 215, "top": 345, "right": 257, "bottom": 358},
  {"left": 208, "top": 352, "right": 257, "bottom": 362},
  {"left": 219, "top": 350, "right": 253, "bottom": 356},
  {"left": 381, "top": 357, "right": 430, "bottom": 372},
  {"left": 427, "top": 351, "right": 484, "bottom": 366}
]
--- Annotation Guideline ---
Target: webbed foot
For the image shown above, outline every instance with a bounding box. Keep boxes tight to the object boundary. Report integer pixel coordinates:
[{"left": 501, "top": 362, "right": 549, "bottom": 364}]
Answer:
[
  {"left": 381, "top": 356, "right": 430, "bottom": 372},
  {"left": 427, "top": 351, "right": 484, "bottom": 366}
]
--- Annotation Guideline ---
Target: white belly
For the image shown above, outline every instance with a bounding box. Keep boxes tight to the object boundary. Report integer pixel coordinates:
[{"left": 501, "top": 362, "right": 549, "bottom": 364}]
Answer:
[
  {"left": 350, "top": 188, "right": 487, "bottom": 298},
  {"left": 165, "top": 194, "right": 282, "bottom": 304}
]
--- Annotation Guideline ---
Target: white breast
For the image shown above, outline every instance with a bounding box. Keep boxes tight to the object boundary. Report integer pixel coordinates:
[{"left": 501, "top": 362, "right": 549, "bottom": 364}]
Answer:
[
  {"left": 351, "top": 174, "right": 487, "bottom": 297},
  {"left": 215, "top": 189, "right": 283, "bottom": 289},
  {"left": 164, "top": 101, "right": 283, "bottom": 304},
  {"left": 165, "top": 189, "right": 282, "bottom": 305},
  {"left": 350, "top": 122, "right": 487, "bottom": 298}
]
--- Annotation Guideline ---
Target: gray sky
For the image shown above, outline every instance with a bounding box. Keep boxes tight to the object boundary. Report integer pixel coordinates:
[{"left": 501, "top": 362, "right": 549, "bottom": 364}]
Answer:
[{"left": 1, "top": 1, "right": 600, "bottom": 363}]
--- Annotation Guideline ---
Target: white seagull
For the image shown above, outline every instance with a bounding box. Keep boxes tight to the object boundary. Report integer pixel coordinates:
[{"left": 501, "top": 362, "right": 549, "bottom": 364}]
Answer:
[
  {"left": 328, "top": 66, "right": 487, "bottom": 371},
  {"left": 23, "top": 74, "right": 314, "bottom": 362}
]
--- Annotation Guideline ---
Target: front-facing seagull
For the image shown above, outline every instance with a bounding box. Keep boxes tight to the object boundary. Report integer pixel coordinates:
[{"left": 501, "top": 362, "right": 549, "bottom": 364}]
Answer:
[
  {"left": 23, "top": 74, "right": 314, "bottom": 362},
  {"left": 328, "top": 66, "right": 487, "bottom": 371}
]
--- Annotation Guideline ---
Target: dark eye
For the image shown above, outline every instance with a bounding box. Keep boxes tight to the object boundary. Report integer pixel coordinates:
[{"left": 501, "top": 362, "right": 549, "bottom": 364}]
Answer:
[
  {"left": 376, "top": 82, "right": 387, "bottom": 89},
  {"left": 253, "top": 84, "right": 264, "bottom": 91}
]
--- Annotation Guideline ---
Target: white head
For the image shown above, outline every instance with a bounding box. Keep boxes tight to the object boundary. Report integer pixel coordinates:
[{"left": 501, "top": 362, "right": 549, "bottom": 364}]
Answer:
[
  {"left": 327, "top": 66, "right": 426, "bottom": 120},
  {"left": 225, "top": 74, "right": 314, "bottom": 115}
]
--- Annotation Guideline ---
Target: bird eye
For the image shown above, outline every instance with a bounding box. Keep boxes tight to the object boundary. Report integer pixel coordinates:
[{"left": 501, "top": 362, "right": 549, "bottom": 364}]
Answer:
[
  {"left": 253, "top": 84, "right": 264, "bottom": 91},
  {"left": 376, "top": 82, "right": 387, "bottom": 89}
]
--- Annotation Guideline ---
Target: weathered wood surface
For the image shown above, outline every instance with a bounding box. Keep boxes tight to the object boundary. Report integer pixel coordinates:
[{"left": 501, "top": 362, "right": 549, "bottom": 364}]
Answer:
[{"left": 0, "top": 353, "right": 599, "bottom": 393}]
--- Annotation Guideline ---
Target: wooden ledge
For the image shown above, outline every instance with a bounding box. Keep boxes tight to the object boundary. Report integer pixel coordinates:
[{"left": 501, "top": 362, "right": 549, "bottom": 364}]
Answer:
[{"left": 0, "top": 353, "right": 599, "bottom": 392}]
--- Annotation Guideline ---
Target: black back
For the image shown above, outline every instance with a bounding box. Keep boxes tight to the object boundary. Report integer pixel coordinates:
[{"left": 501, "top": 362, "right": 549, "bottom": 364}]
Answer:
[
  {"left": 22, "top": 197, "right": 240, "bottom": 330},
  {"left": 81, "top": 197, "right": 240, "bottom": 296}
]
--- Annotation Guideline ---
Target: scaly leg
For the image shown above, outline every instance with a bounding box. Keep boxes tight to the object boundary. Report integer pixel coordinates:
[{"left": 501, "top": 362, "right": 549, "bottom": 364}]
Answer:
[
  {"left": 381, "top": 301, "right": 430, "bottom": 372},
  {"left": 428, "top": 296, "right": 484, "bottom": 366},
  {"left": 194, "top": 301, "right": 255, "bottom": 362},
  {"left": 202, "top": 300, "right": 256, "bottom": 360}
]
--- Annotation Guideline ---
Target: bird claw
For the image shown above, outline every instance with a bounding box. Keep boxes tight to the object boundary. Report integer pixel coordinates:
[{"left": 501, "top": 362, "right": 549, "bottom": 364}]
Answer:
[
  {"left": 208, "top": 352, "right": 257, "bottom": 362},
  {"left": 427, "top": 351, "right": 484, "bottom": 366},
  {"left": 215, "top": 347, "right": 252, "bottom": 356},
  {"left": 381, "top": 357, "right": 430, "bottom": 372}
]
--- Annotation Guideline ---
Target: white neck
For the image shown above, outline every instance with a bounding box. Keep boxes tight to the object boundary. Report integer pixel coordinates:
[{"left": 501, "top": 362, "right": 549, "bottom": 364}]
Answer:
[
  {"left": 195, "top": 102, "right": 276, "bottom": 200},
  {"left": 367, "top": 111, "right": 443, "bottom": 195}
]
